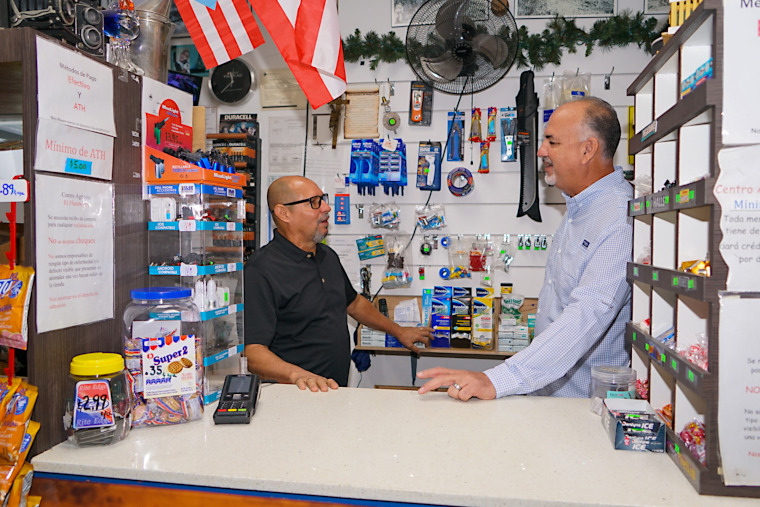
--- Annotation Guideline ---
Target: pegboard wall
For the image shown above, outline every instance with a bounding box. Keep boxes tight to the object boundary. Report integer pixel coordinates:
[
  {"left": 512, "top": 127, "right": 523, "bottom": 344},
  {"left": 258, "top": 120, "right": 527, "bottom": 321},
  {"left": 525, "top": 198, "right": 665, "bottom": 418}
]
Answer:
[{"left": 205, "top": 0, "right": 666, "bottom": 386}]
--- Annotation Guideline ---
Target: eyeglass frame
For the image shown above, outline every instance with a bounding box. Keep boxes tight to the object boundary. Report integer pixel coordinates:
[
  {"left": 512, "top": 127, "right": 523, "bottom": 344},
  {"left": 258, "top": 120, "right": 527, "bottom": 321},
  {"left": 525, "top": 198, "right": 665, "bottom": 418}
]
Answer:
[{"left": 281, "top": 193, "right": 329, "bottom": 209}]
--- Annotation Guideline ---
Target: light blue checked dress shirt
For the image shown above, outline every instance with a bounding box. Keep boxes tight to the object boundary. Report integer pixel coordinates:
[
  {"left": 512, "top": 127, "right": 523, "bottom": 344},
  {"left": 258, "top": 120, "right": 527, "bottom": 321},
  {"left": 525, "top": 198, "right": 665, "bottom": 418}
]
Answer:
[{"left": 485, "top": 169, "right": 633, "bottom": 397}]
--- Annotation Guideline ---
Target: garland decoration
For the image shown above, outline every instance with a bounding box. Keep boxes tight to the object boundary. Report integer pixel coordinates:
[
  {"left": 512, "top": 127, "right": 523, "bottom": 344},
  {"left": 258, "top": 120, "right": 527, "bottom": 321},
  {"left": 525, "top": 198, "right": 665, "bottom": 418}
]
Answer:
[{"left": 342, "top": 11, "right": 664, "bottom": 71}]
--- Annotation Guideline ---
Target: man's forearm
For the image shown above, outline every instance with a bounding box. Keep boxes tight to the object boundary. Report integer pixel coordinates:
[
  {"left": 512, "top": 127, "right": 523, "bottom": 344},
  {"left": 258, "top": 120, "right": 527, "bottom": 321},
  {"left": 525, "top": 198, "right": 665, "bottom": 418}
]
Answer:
[
  {"left": 244, "top": 344, "right": 311, "bottom": 384},
  {"left": 346, "top": 296, "right": 403, "bottom": 336}
]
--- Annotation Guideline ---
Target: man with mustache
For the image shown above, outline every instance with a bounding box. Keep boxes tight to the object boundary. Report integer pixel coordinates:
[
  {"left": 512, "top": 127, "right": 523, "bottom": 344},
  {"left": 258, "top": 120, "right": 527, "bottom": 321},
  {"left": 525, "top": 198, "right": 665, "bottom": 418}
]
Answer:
[
  {"left": 419, "top": 97, "right": 633, "bottom": 401},
  {"left": 244, "top": 176, "right": 432, "bottom": 391}
]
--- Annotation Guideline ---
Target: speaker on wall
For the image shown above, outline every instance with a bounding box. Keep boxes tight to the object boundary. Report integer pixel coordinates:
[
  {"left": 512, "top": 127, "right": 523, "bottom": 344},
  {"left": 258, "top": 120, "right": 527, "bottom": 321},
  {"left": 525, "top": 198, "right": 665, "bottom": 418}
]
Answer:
[{"left": 75, "top": 3, "right": 104, "bottom": 57}]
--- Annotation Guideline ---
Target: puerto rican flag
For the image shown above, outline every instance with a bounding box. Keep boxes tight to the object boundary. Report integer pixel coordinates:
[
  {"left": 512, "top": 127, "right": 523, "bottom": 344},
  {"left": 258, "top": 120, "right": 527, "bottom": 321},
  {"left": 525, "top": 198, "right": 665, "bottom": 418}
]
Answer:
[
  {"left": 174, "top": 0, "right": 265, "bottom": 68},
  {"left": 174, "top": 0, "right": 347, "bottom": 109},
  {"left": 251, "top": 0, "right": 347, "bottom": 109}
]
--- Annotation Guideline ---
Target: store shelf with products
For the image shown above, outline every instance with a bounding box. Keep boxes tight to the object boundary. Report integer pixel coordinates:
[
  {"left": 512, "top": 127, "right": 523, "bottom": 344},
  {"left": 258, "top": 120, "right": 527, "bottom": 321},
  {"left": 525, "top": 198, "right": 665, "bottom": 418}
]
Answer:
[
  {"left": 355, "top": 295, "right": 536, "bottom": 359},
  {"left": 626, "top": 0, "right": 758, "bottom": 497},
  {"left": 147, "top": 183, "right": 245, "bottom": 404},
  {"left": 206, "top": 132, "right": 261, "bottom": 260}
]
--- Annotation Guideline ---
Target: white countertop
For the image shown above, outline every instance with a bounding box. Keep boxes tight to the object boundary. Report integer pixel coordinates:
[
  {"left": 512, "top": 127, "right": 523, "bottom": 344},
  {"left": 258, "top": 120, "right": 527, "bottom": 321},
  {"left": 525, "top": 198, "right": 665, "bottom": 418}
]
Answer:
[{"left": 32, "top": 384, "right": 757, "bottom": 506}]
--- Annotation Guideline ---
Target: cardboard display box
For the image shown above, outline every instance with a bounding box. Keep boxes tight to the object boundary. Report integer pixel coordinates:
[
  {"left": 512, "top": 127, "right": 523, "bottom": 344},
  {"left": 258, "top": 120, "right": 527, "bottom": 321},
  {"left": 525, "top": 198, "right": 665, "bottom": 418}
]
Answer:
[{"left": 602, "top": 399, "right": 666, "bottom": 453}]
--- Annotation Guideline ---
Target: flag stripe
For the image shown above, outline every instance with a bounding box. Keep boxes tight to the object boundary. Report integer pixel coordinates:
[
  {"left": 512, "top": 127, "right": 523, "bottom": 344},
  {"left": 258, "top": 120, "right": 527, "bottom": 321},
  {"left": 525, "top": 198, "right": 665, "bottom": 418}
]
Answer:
[
  {"left": 252, "top": 0, "right": 346, "bottom": 109},
  {"left": 174, "top": 0, "right": 264, "bottom": 69},
  {"left": 175, "top": 0, "right": 218, "bottom": 68},
  {"left": 210, "top": 2, "right": 242, "bottom": 59},
  {"left": 231, "top": 0, "right": 265, "bottom": 49}
]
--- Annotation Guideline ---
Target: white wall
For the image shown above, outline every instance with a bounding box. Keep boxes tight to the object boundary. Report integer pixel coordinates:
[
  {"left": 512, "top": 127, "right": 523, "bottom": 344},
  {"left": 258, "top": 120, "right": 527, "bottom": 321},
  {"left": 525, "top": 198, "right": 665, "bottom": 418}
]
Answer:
[{"left": 194, "top": 0, "right": 665, "bottom": 388}]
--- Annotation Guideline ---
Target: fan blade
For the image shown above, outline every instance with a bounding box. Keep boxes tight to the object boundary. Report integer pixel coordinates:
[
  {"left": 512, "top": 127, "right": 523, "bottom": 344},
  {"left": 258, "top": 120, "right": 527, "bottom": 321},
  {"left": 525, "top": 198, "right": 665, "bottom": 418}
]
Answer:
[
  {"left": 435, "top": 0, "right": 471, "bottom": 40},
  {"left": 420, "top": 54, "right": 464, "bottom": 83},
  {"left": 471, "top": 33, "right": 509, "bottom": 67}
]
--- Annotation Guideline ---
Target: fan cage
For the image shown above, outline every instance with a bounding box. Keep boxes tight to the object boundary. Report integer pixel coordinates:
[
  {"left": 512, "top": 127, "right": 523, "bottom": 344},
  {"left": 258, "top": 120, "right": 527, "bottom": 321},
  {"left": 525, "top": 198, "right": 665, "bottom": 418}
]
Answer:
[{"left": 405, "top": 0, "right": 519, "bottom": 94}]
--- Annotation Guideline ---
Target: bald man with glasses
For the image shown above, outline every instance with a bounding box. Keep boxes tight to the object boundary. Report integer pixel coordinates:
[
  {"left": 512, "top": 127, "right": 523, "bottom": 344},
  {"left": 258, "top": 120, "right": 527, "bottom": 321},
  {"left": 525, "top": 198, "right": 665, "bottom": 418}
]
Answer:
[{"left": 244, "top": 176, "right": 432, "bottom": 391}]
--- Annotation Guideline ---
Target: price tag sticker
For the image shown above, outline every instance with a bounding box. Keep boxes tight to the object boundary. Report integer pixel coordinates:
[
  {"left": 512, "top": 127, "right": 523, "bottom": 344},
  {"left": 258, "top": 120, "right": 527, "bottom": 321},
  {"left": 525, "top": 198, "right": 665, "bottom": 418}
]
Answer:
[
  {"left": 178, "top": 220, "right": 197, "bottom": 232},
  {"left": 226, "top": 222, "right": 236, "bottom": 231},
  {"left": 0, "top": 179, "right": 29, "bottom": 202},
  {"left": 73, "top": 380, "right": 115, "bottom": 429},
  {"left": 382, "top": 138, "right": 399, "bottom": 151},
  {"left": 178, "top": 183, "right": 196, "bottom": 196},
  {"left": 179, "top": 263, "right": 198, "bottom": 277},
  {"left": 141, "top": 334, "right": 197, "bottom": 399}
]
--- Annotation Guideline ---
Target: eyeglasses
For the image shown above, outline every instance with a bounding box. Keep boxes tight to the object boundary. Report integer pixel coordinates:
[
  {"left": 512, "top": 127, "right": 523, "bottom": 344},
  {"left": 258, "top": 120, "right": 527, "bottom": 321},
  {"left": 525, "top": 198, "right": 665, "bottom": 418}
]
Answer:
[{"left": 282, "top": 193, "right": 329, "bottom": 209}]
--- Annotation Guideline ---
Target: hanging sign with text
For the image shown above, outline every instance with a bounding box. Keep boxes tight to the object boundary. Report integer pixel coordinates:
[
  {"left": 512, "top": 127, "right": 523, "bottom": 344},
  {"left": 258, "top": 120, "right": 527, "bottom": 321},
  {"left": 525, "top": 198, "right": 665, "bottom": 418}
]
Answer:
[
  {"left": 715, "top": 145, "right": 760, "bottom": 292},
  {"left": 36, "top": 36, "right": 116, "bottom": 137},
  {"left": 34, "top": 118, "right": 114, "bottom": 180}
]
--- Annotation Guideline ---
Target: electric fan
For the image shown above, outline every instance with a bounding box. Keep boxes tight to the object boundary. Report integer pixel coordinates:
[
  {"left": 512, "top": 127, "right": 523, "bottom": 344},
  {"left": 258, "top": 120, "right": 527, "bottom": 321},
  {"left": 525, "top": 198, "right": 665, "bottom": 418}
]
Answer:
[{"left": 406, "top": 0, "right": 519, "bottom": 94}]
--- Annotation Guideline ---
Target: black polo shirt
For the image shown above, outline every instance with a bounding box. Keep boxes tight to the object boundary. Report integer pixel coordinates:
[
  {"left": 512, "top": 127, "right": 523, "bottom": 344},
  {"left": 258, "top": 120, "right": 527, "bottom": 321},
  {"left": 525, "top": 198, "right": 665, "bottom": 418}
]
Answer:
[{"left": 244, "top": 230, "right": 358, "bottom": 386}]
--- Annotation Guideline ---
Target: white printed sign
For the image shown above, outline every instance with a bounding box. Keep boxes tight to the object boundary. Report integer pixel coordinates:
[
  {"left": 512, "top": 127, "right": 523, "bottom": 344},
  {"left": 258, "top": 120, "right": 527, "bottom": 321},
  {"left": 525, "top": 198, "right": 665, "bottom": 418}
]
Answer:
[
  {"left": 719, "top": 295, "right": 760, "bottom": 486},
  {"left": 34, "top": 174, "right": 114, "bottom": 332},
  {"left": 36, "top": 36, "right": 115, "bottom": 137},
  {"left": 722, "top": 1, "right": 760, "bottom": 145},
  {"left": 715, "top": 145, "right": 760, "bottom": 291},
  {"left": 34, "top": 118, "right": 114, "bottom": 180}
]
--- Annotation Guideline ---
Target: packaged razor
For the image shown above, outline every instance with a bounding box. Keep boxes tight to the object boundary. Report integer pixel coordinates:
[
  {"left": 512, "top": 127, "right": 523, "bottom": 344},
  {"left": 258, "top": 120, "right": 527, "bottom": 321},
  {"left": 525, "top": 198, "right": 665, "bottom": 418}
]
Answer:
[
  {"left": 416, "top": 141, "right": 442, "bottom": 191},
  {"left": 500, "top": 107, "right": 517, "bottom": 162}
]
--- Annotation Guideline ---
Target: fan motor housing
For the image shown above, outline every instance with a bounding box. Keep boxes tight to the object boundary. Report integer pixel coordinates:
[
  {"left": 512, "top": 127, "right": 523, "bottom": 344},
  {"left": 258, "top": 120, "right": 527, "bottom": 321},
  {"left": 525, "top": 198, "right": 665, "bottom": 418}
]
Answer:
[{"left": 452, "top": 42, "right": 473, "bottom": 61}]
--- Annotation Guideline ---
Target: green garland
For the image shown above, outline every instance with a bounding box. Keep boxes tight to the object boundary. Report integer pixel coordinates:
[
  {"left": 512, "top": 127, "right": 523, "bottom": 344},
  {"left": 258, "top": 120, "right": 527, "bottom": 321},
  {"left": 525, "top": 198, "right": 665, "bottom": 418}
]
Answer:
[{"left": 342, "top": 11, "right": 665, "bottom": 71}]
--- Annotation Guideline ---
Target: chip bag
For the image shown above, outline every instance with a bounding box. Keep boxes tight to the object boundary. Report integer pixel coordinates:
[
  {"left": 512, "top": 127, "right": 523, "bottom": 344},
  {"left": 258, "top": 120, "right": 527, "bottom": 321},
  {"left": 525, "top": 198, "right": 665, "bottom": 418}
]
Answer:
[
  {"left": 4, "top": 462, "right": 32, "bottom": 507},
  {"left": 0, "top": 420, "right": 38, "bottom": 503},
  {"left": 0, "top": 378, "right": 21, "bottom": 422},
  {"left": 0, "top": 266, "right": 35, "bottom": 351},
  {"left": 0, "top": 382, "right": 38, "bottom": 465}
]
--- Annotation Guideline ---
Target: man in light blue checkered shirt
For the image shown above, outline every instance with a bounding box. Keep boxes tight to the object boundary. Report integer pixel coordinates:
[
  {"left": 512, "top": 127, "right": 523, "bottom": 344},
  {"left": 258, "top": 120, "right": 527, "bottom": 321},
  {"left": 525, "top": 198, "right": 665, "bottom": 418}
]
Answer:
[{"left": 419, "top": 97, "right": 632, "bottom": 400}]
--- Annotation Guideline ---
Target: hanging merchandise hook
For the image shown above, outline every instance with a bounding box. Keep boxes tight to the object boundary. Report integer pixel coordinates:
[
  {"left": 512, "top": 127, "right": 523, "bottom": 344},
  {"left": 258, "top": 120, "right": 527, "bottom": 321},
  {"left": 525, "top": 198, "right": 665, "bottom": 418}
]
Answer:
[{"left": 604, "top": 67, "right": 615, "bottom": 90}]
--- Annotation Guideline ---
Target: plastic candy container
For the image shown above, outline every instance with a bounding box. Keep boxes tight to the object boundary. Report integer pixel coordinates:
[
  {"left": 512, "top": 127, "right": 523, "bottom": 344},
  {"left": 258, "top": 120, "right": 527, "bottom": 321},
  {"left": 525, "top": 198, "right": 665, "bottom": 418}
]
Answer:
[
  {"left": 123, "top": 287, "right": 204, "bottom": 427},
  {"left": 590, "top": 366, "right": 636, "bottom": 415},
  {"left": 64, "top": 352, "right": 132, "bottom": 445}
]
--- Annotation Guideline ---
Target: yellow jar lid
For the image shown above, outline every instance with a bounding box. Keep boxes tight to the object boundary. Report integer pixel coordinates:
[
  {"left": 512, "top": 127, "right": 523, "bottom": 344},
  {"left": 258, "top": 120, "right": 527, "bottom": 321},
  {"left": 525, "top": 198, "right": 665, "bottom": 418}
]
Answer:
[{"left": 70, "top": 352, "right": 124, "bottom": 376}]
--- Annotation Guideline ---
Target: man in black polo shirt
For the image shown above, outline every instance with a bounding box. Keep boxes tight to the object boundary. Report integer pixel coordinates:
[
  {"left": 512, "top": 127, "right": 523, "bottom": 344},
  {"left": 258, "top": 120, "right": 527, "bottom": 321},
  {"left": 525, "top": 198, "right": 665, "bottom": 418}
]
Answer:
[{"left": 244, "top": 176, "right": 432, "bottom": 391}]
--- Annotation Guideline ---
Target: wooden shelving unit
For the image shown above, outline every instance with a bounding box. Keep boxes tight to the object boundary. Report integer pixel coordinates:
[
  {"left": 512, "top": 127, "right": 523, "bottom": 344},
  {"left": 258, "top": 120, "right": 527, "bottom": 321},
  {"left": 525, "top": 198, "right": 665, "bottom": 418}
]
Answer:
[{"left": 627, "top": 0, "right": 758, "bottom": 497}]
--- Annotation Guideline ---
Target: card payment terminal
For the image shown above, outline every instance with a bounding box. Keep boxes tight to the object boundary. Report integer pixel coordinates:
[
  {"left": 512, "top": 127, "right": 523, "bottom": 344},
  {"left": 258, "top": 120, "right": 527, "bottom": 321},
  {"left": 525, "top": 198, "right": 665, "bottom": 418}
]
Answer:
[{"left": 213, "top": 374, "right": 261, "bottom": 424}]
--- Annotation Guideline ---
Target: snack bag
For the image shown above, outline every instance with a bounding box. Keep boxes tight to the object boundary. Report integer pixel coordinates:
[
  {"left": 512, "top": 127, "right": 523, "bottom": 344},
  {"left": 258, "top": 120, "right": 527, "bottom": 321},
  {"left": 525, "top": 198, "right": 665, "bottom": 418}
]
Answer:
[
  {"left": 0, "top": 420, "right": 38, "bottom": 503},
  {"left": 0, "top": 266, "right": 35, "bottom": 351},
  {"left": 4, "top": 462, "right": 32, "bottom": 507},
  {"left": 0, "top": 378, "right": 21, "bottom": 422},
  {"left": 0, "top": 382, "right": 38, "bottom": 465}
]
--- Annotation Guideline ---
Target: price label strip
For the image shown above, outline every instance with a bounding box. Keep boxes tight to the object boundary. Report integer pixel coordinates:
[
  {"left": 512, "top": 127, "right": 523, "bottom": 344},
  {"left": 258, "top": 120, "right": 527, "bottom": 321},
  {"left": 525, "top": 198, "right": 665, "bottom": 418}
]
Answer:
[
  {"left": 0, "top": 179, "right": 29, "bottom": 202},
  {"left": 73, "top": 380, "right": 115, "bottom": 429}
]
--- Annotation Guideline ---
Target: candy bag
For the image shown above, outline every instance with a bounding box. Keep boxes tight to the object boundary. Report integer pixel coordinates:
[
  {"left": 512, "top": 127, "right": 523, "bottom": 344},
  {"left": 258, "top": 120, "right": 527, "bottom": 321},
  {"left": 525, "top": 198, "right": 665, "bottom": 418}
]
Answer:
[{"left": 0, "top": 266, "right": 35, "bottom": 351}]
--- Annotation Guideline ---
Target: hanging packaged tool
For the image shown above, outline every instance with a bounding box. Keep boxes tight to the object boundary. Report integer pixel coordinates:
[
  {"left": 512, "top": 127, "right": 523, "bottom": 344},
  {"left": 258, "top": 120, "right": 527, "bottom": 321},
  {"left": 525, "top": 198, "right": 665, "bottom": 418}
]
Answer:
[
  {"left": 416, "top": 141, "right": 442, "bottom": 191},
  {"left": 542, "top": 75, "right": 560, "bottom": 130},
  {"left": 479, "top": 142, "right": 490, "bottom": 174},
  {"left": 486, "top": 107, "right": 497, "bottom": 142},
  {"left": 382, "top": 235, "right": 413, "bottom": 289},
  {"left": 409, "top": 81, "right": 433, "bottom": 126},
  {"left": 415, "top": 204, "right": 446, "bottom": 230},
  {"left": 500, "top": 107, "right": 517, "bottom": 162},
  {"left": 447, "top": 111, "right": 465, "bottom": 161},
  {"left": 378, "top": 138, "right": 407, "bottom": 196},
  {"left": 469, "top": 108, "right": 482, "bottom": 142},
  {"left": 515, "top": 70, "right": 542, "bottom": 222},
  {"left": 369, "top": 203, "right": 400, "bottom": 229},
  {"left": 350, "top": 139, "right": 379, "bottom": 196}
]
